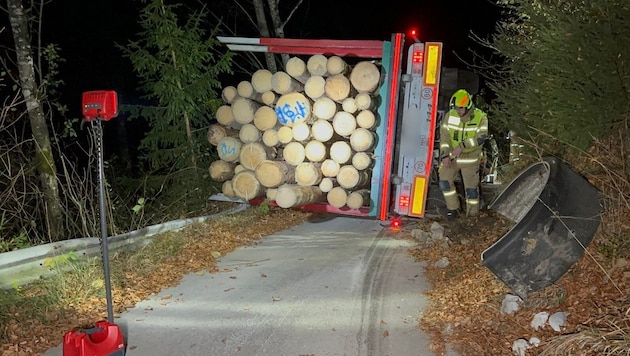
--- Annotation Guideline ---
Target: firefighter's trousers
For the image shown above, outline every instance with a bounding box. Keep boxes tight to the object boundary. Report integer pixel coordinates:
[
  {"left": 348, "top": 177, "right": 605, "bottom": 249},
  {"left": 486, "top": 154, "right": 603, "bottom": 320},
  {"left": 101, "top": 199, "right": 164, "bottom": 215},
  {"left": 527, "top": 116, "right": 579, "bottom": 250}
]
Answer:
[{"left": 438, "top": 152, "right": 482, "bottom": 217}]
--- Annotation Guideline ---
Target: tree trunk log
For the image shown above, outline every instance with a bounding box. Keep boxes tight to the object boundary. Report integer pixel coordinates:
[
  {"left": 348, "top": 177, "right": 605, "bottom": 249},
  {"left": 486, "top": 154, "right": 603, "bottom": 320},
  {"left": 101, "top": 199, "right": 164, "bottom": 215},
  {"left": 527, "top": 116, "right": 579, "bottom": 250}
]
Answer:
[
  {"left": 277, "top": 126, "right": 294, "bottom": 144},
  {"left": 355, "top": 92, "right": 377, "bottom": 110},
  {"left": 239, "top": 142, "right": 276, "bottom": 170},
  {"left": 209, "top": 160, "right": 236, "bottom": 182},
  {"left": 262, "top": 128, "right": 281, "bottom": 147},
  {"left": 266, "top": 187, "right": 277, "bottom": 201},
  {"left": 327, "top": 55, "right": 349, "bottom": 76},
  {"left": 312, "top": 96, "right": 340, "bottom": 120},
  {"left": 232, "top": 97, "right": 261, "bottom": 125},
  {"left": 356, "top": 109, "right": 377, "bottom": 129},
  {"left": 237, "top": 80, "right": 257, "bottom": 100},
  {"left": 239, "top": 123, "right": 261, "bottom": 144},
  {"left": 221, "top": 85, "right": 238, "bottom": 104},
  {"left": 216, "top": 105, "right": 235, "bottom": 126},
  {"left": 311, "top": 119, "right": 335, "bottom": 142},
  {"left": 350, "top": 61, "right": 381, "bottom": 93},
  {"left": 286, "top": 56, "right": 310, "bottom": 84},
  {"left": 282, "top": 141, "right": 306, "bottom": 166},
  {"left": 342, "top": 97, "right": 358, "bottom": 114},
  {"left": 332, "top": 111, "right": 357, "bottom": 137},
  {"left": 318, "top": 177, "right": 338, "bottom": 193},
  {"left": 232, "top": 170, "right": 263, "bottom": 200},
  {"left": 321, "top": 158, "right": 341, "bottom": 177},
  {"left": 275, "top": 92, "right": 312, "bottom": 126},
  {"left": 272, "top": 71, "right": 304, "bottom": 94},
  {"left": 217, "top": 136, "right": 242, "bottom": 163},
  {"left": 350, "top": 128, "right": 376, "bottom": 152},
  {"left": 261, "top": 91, "right": 278, "bottom": 106},
  {"left": 346, "top": 189, "right": 371, "bottom": 209},
  {"left": 352, "top": 151, "right": 373, "bottom": 170},
  {"left": 292, "top": 121, "right": 311, "bottom": 142},
  {"left": 304, "top": 75, "right": 326, "bottom": 100},
  {"left": 304, "top": 140, "right": 327, "bottom": 162},
  {"left": 255, "top": 160, "right": 295, "bottom": 188},
  {"left": 337, "top": 165, "right": 369, "bottom": 189},
  {"left": 307, "top": 54, "right": 329, "bottom": 76},
  {"left": 329, "top": 141, "right": 353, "bottom": 164},
  {"left": 275, "top": 184, "right": 324, "bottom": 208},
  {"left": 253, "top": 106, "right": 278, "bottom": 131},
  {"left": 252, "top": 69, "right": 273, "bottom": 93},
  {"left": 325, "top": 74, "right": 355, "bottom": 102},
  {"left": 222, "top": 180, "right": 236, "bottom": 198},
  {"left": 326, "top": 186, "right": 348, "bottom": 208},
  {"left": 295, "top": 162, "right": 323, "bottom": 186},
  {"left": 207, "top": 124, "right": 237, "bottom": 146}
]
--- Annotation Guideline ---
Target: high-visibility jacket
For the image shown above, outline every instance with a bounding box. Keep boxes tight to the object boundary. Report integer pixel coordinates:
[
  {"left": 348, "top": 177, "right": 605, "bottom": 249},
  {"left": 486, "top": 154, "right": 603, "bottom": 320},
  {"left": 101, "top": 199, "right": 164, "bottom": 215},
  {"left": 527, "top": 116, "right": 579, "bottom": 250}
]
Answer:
[{"left": 440, "top": 108, "right": 488, "bottom": 160}]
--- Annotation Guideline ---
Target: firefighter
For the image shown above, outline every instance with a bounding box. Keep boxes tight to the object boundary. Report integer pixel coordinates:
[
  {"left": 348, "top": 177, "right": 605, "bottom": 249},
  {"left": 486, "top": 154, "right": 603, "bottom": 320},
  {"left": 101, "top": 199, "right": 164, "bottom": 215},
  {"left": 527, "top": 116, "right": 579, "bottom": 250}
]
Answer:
[{"left": 438, "top": 89, "right": 489, "bottom": 220}]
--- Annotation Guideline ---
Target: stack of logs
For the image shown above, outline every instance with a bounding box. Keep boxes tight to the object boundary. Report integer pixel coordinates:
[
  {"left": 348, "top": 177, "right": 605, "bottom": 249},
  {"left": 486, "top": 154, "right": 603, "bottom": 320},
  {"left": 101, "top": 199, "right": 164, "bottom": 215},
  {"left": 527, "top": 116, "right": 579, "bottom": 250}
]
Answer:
[{"left": 207, "top": 54, "right": 382, "bottom": 210}]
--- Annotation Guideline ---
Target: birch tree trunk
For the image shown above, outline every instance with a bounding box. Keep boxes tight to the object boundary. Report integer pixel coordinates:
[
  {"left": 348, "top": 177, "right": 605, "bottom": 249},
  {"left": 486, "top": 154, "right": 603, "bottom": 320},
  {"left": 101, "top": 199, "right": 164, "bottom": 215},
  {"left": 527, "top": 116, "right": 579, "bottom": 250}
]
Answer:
[{"left": 8, "top": 0, "right": 63, "bottom": 240}]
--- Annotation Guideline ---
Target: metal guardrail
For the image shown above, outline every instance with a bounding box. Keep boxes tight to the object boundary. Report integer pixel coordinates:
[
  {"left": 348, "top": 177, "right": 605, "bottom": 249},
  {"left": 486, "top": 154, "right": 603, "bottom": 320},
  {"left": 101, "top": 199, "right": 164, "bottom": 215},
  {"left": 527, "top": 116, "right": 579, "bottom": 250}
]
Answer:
[{"left": 0, "top": 203, "right": 249, "bottom": 289}]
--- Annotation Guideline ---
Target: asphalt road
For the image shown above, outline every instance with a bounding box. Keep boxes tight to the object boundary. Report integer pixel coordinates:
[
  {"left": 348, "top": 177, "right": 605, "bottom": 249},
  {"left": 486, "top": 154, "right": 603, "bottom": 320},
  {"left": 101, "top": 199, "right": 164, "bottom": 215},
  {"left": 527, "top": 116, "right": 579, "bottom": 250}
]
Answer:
[{"left": 45, "top": 215, "right": 433, "bottom": 356}]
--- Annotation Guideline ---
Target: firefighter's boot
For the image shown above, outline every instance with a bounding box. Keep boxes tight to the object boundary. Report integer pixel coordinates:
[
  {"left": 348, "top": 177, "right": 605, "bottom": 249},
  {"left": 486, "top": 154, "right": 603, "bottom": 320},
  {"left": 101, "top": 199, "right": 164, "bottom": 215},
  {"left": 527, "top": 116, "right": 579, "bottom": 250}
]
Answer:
[{"left": 465, "top": 188, "right": 480, "bottom": 217}]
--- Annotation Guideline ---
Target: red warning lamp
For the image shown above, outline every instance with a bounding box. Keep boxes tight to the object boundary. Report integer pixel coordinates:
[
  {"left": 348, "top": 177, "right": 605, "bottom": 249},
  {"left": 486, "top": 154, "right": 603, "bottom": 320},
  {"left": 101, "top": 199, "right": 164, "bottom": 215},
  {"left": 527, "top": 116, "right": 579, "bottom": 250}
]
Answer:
[
  {"left": 409, "top": 28, "right": 420, "bottom": 43},
  {"left": 82, "top": 90, "right": 118, "bottom": 121},
  {"left": 391, "top": 218, "right": 402, "bottom": 228}
]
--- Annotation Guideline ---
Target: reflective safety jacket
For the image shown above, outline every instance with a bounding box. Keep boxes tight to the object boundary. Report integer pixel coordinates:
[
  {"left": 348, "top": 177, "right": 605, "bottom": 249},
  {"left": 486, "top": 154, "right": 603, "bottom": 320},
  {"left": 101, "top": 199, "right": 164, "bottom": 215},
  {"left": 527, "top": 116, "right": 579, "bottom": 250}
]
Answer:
[{"left": 439, "top": 108, "right": 489, "bottom": 159}]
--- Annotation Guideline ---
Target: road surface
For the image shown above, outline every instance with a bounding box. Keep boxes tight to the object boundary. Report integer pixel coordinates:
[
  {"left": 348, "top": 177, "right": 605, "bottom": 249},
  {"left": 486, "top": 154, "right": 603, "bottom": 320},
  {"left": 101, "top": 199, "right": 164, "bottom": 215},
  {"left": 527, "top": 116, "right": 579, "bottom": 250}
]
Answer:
[{"left": 45, "top": 215, "right": 433, "bottom": 356}]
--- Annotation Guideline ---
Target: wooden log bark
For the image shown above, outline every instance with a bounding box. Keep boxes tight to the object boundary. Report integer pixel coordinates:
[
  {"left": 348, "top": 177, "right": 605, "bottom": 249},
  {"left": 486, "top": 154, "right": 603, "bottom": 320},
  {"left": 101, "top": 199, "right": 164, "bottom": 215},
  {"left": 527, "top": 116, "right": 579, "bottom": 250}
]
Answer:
[
  {"left": 295, "top": 162, "right": 323, "bottom": 186},
  {"left": 286, "top": 56, "right": 310, "bottom": 84},
  {"left": 329, "top": 141, "right": 353, "bottom": 164},
  {"left": 337, "top": 165, "right": 370, "bottom": 189},
  {"left": 326, "top": 186, "right": 348, "bottom": 208},
  {"left": 253, "top": 106, "right": 278, "bottom": 131},
  {"left": 318, "top": 177, "right": 338, "bottom": 193},
  {"left": 321, "top": 159, "right": 340, "bottom": 177},
  {"left": 272, "top": 71, "right": 305, "bottom": 95},
  {"left": 307, "top": 54, "right": 329, "bottom": 76},
  {"left": 356, "top": 109, "right": 377, "bottom": 129},
  {"left": 207, "top": 124, "right": 237, "bottom": 146},
  {"left": 216, "top": 105, "right": 235, "bottom": 126},
  {"left": 332, "top": 111, "right": 357, "bottom": 137},
  {"left": 304, "top": 75, "right": 326, "bottom": 100},
  {"left": 304, "top": 140, "right": 327, "bottom": 162},
  {"left": 350, "top": 128, "right": 376, "bottom": 152},
  {"left": 283, "top": 141, "right": 306, "bottom": 166},
  {"left": 275, "top": 184, "right": 324, "bottom": 208},
  {"left": 352, "top": 151, "right": 373, "bottom": 170},
  {"left": 277, "top": 126, "right": 294, "bottom": 144},
  {"left": 238, "top": 124, "right": 261, "bottom": 144},
  {"left": 325, "top": 74, "right": 355, "bottom": 103},
  {"left": 312, "top": 96, "right": 340, "bottom": 121},
  {"left": 209, "top": 160, "right": 235, "bottom": 182},
  {"left": 232, "top": 170, "right": 263, "bottom": 200},
  {"left": 251, "top": 69, "right": 273, "bottom": 93},
  {"left": 217, "top": 136, "right": 242, "bottom": 163},
  {"left": 232, "top": 97, "right": 261, "bottom": 125},
  {"left": 346, "top": 189, "right": 371, "bottom": 209},
  {"left": 239, "top": 142, "right": 276, "bottom": 171},
  {"left": 221, "top": 86, "right": 238, "bottom": 104},
  {"left": 262, "top": 129, "right": 281, "bottom": 147},
  {"left": 326, "top": 55, "right": 348, "bottom": 76},
  {"left": 255, "top": 160, "right": 295, "bottom": 188},
  {"left": 350, "top": 61, "right": 381, "bottom": 94},
  {"left": 311, "top": 119, "right": 335, "bottom": 142},
  {"left": 275, "top": 92, "right": 312, "bottom": 127}
]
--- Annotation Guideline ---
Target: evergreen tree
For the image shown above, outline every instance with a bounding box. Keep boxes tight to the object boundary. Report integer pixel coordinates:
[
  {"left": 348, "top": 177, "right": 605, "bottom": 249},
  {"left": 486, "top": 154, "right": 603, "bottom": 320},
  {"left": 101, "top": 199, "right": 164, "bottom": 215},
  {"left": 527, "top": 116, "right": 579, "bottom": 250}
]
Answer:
[
  {"left": 486, "top": 0, "right": 630, "bottom": 152},
  {"left": 120, "top": 0, "right": 233, "bottom": 172}
]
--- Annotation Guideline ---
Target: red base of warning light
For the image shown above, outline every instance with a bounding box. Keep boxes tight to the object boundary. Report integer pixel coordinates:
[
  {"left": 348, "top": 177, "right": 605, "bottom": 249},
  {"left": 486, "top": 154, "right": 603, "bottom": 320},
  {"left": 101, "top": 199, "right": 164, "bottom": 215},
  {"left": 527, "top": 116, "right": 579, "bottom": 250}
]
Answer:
[{"left": 63, "top": 320, "right": 125, "bottom": 356}]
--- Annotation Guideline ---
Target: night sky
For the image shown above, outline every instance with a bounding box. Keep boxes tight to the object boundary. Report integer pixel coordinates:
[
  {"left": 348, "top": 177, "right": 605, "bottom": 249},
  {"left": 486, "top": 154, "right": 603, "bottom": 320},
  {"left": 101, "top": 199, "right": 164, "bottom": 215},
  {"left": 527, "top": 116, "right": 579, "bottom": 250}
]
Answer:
[{"left": 6, "top": 0, "right": 502, "bottom": 116}]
